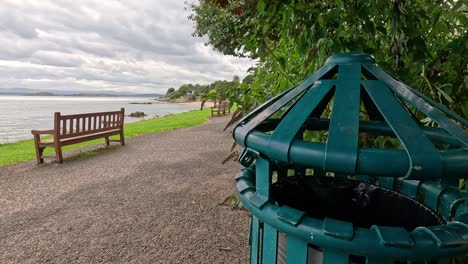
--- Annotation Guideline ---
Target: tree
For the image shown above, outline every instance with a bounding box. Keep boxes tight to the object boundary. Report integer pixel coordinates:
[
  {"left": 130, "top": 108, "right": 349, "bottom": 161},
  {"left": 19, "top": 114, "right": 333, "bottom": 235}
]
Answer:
[
  {"left": 190, "top": 0, "right": 467, "bottom": 118},
  {"left": 166, "top": 87, "right": 175, "bottom": 96},
  {"left": 206, "top": 89, "right": 218, "bottom": 102},
  {"left": 200, "top": 89, "right": 219, "bottom": 110}
]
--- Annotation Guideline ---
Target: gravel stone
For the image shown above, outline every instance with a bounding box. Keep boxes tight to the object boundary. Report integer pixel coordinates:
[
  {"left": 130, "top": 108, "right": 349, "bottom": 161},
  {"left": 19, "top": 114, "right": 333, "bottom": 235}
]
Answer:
[{"left": 0, "top": 116, "right": 250, "bottom": 263}]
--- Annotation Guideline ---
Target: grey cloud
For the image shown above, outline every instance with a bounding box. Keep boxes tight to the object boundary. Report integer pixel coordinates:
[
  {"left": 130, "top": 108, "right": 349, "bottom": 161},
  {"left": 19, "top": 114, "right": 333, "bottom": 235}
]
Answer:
[
  {"left": 31, "top": 51, "right": 84, "bottom": 68},
  {"left": 0, "top": 4, "right": 38, "bottom": 39},
  {"left": 0, "top": 0, "right": 252, "bottom": 94}
]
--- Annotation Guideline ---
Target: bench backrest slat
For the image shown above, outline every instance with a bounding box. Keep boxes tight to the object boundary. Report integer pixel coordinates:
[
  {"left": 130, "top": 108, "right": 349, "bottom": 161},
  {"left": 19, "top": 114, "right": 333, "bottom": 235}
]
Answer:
[
  {"left": 61, "top": 119, "right": 66, "bottom": 135},
  {"left": 76, "top": 117, "right": 80, "bottom": 133},
  {"left": 69, "top": 118, "right": 74, "bottom": 134},
  {"left": 54, "top": 109, "right": 124, "bottom": 139}
]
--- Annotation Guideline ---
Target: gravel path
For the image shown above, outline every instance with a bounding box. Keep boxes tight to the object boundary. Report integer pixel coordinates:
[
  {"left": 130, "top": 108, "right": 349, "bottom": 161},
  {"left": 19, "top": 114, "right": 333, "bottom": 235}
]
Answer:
[{"left": 0, "top": 116, "right": 250, "bottom": 263}]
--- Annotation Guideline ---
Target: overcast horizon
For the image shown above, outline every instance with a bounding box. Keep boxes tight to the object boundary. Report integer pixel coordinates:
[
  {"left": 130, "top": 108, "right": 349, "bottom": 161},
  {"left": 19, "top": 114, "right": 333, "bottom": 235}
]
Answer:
[{"left": 0, "top": 1, "right": 253, "bottom": 94}]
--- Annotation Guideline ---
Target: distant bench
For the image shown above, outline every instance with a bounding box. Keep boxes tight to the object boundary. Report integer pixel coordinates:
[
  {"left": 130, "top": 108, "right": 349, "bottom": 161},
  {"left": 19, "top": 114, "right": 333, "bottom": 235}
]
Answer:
[
  {"left": 211, "top": 101, "right": 230, "bottom": 117},
  {"left": 31, "top": 108, "right": 125, "bottom": 164}
]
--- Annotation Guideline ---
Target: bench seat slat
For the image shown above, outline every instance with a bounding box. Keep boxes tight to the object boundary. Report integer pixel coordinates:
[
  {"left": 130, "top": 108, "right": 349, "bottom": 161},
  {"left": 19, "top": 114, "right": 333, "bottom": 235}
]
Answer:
[
  {"left": 60, "top": 126, "right": 120, "bottom": 139},
  {"left": 60, "top": 129, "right": 122, "bottom": 146}
]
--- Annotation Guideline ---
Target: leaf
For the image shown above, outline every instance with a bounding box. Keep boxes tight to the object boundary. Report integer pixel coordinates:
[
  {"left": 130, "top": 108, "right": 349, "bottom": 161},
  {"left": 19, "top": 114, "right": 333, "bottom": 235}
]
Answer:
[
  {"left": 433, "top": 21, "right": 448, "bottom": 34},
  {"left": 277, "top": 56, "right": 287, "bottom": 69},
  {"left": 421, "top": 117, "right": 433, "bottom": 124},
  {"left": 295, "top": 2, "right": 308, "bottom": 10},
  {"left": 376, "top": 25, "right": 387, "bottom": 34},
  {"left": 435, "top": 84, "right": 454, "bottom": 103},
  {"left": 452, "top": 0, "right": 464, "bottom": 11},
  {"left": 460, "top": 101, "right": 468, "bottom": 120},
  {"left": 257, "top": 0, "right": 266, "bottom": 13}
]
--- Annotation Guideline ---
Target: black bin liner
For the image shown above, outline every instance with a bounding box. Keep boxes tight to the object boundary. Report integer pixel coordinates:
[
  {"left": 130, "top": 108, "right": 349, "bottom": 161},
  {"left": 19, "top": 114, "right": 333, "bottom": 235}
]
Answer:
[{"left": 271, "top": 175, "right": 444, "bottom": 231}]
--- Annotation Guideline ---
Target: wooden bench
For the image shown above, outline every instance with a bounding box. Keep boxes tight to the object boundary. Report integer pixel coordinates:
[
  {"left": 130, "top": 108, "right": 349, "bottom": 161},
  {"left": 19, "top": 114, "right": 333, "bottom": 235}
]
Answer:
[
  {"left": 211, "top": 101, "right": 231, "bottom": 117},
  {"left": 31, "top": 108, "right": 125, "bottom": 164}
]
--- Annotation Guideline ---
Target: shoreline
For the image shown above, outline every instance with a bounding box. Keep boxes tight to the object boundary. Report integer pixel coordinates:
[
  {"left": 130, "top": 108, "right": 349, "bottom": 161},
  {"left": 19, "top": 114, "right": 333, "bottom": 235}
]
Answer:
[
  {"left": 177, "top": 101, "right": 214, "bottom": 108},
  {"left": 158, "top": 99, "right": 215, "bottom": 108}
]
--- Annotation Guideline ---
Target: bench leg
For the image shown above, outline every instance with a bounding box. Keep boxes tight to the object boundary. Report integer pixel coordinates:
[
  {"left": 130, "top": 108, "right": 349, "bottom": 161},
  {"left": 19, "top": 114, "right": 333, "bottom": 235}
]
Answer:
[
  {"left": 33, "top": 135, "right": 45, "bottom": 164},
  {"left": 55, "top": 146, "right": 63, "bottom": 164},
  {"left": 119, "top": 132, "right": 125, "bottom": 146},
  {"left": 35, "top": 147, "right": 45, "bottom": 164},
  {"left": 105, "top": 136, "right": 110, "bottom": 146},
  {"left": 38, "top": 147, "right": 45, "bottom": 164}
]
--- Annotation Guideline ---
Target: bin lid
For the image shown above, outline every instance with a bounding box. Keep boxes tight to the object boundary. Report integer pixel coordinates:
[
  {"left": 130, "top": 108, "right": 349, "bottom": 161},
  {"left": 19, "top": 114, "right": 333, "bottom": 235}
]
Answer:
[{"left": 233, "top": 53, "right": 468, "bottom": 182}]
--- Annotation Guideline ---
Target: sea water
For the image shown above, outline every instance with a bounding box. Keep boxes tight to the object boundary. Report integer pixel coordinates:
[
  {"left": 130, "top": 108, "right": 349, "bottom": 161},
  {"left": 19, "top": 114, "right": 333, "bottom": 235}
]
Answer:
[{"left": 0, "top": 96, "right": 197, "bottom": 143}]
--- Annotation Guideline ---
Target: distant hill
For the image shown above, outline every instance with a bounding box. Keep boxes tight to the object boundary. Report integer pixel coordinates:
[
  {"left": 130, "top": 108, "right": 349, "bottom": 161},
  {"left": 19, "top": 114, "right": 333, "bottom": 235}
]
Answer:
[
  {"left": 0, "top": 88, "right": 162, "bottom": 97},
  {"left": 30, "top": 92, "right": 56, "bottom": 96}
]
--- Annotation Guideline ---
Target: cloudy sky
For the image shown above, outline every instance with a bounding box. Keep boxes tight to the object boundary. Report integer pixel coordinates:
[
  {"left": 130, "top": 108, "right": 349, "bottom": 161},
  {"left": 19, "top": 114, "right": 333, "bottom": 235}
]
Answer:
[{"left": 0, "top": 0, "right": 253, "bottom": 94}]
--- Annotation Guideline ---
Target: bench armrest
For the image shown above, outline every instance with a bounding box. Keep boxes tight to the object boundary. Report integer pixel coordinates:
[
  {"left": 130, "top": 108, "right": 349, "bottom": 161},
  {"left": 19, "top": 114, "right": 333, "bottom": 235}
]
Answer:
[{"left": 31, "top": 129, "right": 54, "bottom": 135}]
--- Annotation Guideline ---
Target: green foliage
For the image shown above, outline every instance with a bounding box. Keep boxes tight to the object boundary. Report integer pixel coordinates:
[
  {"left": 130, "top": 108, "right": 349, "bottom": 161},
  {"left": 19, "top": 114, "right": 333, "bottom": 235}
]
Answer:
[
  {"left": 169, "top": 84, "right": 190, "bottom": 99},
  {"left": 164, "top": 76, "right": 241, "bottom": 101},
  {"left": 224, "top": 74, "right": 255, "bottom": 108},
  {"left": 230, "top": 194, "right": 244, "bottom": 209},
  {"left": 190, "top": 0, "right": 467, "bottom": 118},
  {"left": 206, "top": 89, "right": 218, "bottom": 100},
  {"left": 166, "top": 87, "right": 175, "bottom": 96},
  {"left": 0, "top": 109, "right": 211, "bottom": 167}
]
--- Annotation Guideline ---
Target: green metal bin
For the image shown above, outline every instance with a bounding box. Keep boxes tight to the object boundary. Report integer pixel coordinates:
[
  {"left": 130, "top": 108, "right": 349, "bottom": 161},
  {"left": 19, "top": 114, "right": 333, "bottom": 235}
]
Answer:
[{"left": 233, "top": 53, "right": 468, "bottom": 263}]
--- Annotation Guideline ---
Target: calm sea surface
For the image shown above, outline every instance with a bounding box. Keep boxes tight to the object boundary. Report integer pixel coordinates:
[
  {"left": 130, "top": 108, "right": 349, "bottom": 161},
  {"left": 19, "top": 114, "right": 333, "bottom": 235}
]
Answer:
[{"left": 0, "top": 96, "right": 197, "bottom": 143}]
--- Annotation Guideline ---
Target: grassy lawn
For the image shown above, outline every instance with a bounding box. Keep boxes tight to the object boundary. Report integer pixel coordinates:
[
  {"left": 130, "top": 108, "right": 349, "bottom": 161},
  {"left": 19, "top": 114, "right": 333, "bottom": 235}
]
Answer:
[{"left": 0, "top": 108, "right": 211, "bottom": 167}]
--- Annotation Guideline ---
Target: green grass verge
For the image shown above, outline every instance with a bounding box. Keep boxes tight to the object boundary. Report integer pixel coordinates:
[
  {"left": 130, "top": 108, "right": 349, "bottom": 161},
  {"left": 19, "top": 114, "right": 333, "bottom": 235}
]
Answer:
[{"left": 0, "top": 108, "right": 211, "bottom": 167}]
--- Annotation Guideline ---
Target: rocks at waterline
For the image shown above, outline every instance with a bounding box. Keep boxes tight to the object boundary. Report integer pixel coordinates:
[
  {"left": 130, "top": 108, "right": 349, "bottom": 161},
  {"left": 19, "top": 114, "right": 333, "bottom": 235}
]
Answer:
[{"left": 128, "top": 111, "right": 147, "bottom": 118}]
